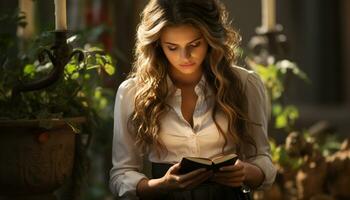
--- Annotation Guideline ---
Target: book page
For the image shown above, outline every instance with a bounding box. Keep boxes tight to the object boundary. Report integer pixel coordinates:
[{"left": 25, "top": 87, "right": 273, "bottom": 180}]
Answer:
[
  {"left": 185, "top": 157, "right": 212, "bottom": 165},
  {"left": 212, "top": 153, "right": 237, "bottom": 164}
]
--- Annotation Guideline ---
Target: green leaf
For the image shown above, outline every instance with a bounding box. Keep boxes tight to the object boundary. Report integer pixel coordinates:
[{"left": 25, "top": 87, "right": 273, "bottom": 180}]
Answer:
[
  {"left": 87, "top": 46, "right": 104, "bottom": 53},
  {"left": 272, "top": 104, "right": 282, "bottom": 115},
  {"left": 84, "top": 74, "right": 91, "bottom": 80},
  {"left": 287, "top": 106, "right": 299, "bottom": 120},
  {"left": 71, "top": 72, "right": 79, "bottom": 79},
  {"left": 275, "top": 114, "right": 287, "bottom": 129},
  {"left": 105, "top": 55, "right": 112, "bottom": 63},
  {"left": 86, "top": 65, "right": 100, "bottom": 70},
  {"left": 66, "top": 63, "right": 77, "bottom": 74},
  {"left": 23, "top": 64, "right": 35, "bottom": 75},
  {"left": 94, "top": 88, "right": 102, "bottom": 99},
  {"left": 96, "top": 56, "right": 104, "bottom": 66},
  {"left": 99, "top": 97, "right": 108, "bottom": 109},
  {"left": 104, "top": 63, "right": 115, "bottom": 75}
]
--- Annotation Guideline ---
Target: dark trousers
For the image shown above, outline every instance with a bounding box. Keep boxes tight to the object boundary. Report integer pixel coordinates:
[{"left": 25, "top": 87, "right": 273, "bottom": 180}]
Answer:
[{"left": 151, "top": 163, "right": 251, "bottom": 200}]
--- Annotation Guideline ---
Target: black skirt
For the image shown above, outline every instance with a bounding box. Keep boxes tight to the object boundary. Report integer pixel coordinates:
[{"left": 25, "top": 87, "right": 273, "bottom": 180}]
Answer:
[{"left": 151, "top": 162, "right": 251, "bottom": 200}]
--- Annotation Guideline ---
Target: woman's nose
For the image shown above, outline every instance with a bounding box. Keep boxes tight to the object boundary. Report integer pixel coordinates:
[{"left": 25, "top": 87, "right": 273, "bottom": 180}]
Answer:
[{"left": 180, "top": 48, "right": 191, "bottom": 60}]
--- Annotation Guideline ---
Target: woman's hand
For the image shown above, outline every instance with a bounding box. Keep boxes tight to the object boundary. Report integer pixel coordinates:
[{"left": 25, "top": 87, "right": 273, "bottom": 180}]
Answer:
[
  {"left": 160, "top": 163, "right": 213, "bottom": 191},
  {"left": 210, "top": 159, "right": 246, "bottom": 187},
  {"left": 210, "top": 159, "right": 265, "bottom": 188},
  {"left": 136, "top": 163, "right": 213, "bottom": 199}
]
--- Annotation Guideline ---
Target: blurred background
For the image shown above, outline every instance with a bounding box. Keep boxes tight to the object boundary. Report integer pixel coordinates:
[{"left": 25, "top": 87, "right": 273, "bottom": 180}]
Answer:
[{"left": 0, "top": 0, "right": 349, "bottom": 199}]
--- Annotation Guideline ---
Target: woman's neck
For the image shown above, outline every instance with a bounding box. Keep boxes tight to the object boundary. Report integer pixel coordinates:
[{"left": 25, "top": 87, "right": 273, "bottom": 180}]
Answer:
[{"left": 169, "top": 68, "right": 203, "bottom": 89}]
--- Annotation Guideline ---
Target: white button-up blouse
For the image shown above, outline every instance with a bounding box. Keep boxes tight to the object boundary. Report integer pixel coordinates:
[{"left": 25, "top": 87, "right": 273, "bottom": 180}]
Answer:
[{"left": 109, "top": 66, "right": 277, "bottom": 199}]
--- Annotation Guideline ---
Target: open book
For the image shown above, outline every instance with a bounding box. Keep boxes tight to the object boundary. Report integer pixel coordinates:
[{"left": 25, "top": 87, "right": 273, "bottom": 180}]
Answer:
[{"left": 179, "top": 153, "right": 238, "bottom": 174}]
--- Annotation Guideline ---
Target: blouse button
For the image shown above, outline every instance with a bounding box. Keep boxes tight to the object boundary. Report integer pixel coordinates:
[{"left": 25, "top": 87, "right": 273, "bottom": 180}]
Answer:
[{"left": 190, "top": 136, "right": 196, "bottom": 144}]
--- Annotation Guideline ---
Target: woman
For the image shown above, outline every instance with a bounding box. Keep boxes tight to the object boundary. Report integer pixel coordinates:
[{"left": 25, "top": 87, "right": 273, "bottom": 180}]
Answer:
[{"left": 109, "top": 0, "right": 276, "bottom": 199}]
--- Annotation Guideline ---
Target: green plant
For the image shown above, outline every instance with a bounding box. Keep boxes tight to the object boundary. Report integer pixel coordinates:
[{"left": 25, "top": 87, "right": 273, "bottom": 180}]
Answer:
[
  {"left": 269, "top": 139, "right": 304, "bottom": 170},
  {"left": 251, "top": 59, "right": 343, "bottom": 171},
  {"left": 248, "top": 59, "right": 308, "bottom": 170},
  {"left": 251, "top": 60, "right": 309, "bottom": 132},
  {"left": 0, "top": 12, "right": 115, "bottom": 132},
  {"left": 0, "top": 11, "right": 116, "bottom": 199}
]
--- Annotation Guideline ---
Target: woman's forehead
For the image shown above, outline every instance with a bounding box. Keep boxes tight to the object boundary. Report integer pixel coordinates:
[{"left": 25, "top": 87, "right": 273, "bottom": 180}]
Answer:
[{"left": 160, "top": 24, "right": 202, "bottom": 44}]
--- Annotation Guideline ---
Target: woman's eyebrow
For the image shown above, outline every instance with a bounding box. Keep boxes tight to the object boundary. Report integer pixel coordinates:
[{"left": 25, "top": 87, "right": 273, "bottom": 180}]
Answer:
[{"left": 164, "top": 36, "right": 202, "bottom": 45}]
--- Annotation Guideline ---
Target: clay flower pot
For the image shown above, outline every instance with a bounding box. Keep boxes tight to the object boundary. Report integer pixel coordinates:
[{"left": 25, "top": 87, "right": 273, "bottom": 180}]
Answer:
[{"left": 0, "top": 117, "right": 85, "bottom": 200}]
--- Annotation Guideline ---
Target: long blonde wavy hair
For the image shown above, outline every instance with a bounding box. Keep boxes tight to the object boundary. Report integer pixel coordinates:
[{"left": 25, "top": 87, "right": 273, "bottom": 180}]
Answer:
[{"left": 128, "top": 0, "right": 256, "bottom": 155}]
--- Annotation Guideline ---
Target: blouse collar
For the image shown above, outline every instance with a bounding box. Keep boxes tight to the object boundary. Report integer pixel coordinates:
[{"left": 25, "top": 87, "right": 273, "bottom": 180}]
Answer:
[{"left": 166, "top": 74, "right": 213, "bottom": 97}]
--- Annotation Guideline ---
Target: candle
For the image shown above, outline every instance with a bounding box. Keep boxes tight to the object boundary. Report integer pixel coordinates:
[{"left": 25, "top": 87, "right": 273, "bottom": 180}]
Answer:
[
  {"left": 54, "top": 0, "right": 67, "bottom": 30},
  {"left": 17, "top": 0, "right": 35, "bottom": 38},
  {"left": 262, "top": 0, "right": 276, "bottom": 31}
]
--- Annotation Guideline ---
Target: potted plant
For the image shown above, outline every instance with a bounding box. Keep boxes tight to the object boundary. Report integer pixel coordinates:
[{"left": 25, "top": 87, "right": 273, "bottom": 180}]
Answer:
[{"left": 0, "top": 12, "right": 115, "bottom": 200}]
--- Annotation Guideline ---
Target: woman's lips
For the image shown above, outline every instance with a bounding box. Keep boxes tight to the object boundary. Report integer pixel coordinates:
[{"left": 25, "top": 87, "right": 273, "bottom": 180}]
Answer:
[{"left": 179, "top": 63, "right": 195, "bottom": 67}]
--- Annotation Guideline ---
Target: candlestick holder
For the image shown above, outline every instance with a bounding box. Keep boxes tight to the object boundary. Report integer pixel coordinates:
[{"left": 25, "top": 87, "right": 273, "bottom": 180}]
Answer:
[
  {"left": 12, "top": 31, "right": 84, "bottom": 97},
  {"left": 247, "top": 24, "right": 288, "bottom": 66}
]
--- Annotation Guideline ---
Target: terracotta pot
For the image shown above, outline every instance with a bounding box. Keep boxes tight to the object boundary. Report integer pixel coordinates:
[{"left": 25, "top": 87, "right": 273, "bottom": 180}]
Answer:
[{"left": 0, "top": 117, "right": 85, "bottom": 200}]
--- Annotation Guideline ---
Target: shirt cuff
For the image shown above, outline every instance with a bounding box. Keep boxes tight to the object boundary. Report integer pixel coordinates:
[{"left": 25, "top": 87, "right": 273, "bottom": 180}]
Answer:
[
  {"left": 247, "top": 155, "right": 277, "bottom": 190},
  {"left": 110, "top": 171, "right": 148, "bottom": 200}
]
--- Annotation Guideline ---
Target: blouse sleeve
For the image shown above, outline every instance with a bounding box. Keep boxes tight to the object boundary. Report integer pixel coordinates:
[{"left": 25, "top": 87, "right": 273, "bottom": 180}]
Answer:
[
  {"left": 242, "top": 72, "right": 277, "bottom": 189},
  {"left": 109, "top": 79, "right": 147, "bottom": 199}
]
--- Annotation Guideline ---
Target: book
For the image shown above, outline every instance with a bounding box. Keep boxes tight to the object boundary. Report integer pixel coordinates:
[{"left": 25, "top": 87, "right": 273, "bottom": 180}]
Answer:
[{"left": 179, "top": 153, "right": 238, "bottom": 174}]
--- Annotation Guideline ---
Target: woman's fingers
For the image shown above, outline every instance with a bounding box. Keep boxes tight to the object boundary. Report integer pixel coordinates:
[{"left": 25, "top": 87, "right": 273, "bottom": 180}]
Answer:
[
  {"left": 209, "top": 161, "right": 247, "bottom": 187},
  {"left": 211, "top": 173, "right": 245, "bottom": 187},
  {"left": 169, "top": 163, "right": 181, "bottom": 174},
  {"left": 176, "top": 168, "right": 207, "bottom": 183},
  {"left": 180, "top": 170, "right": 213, "bottom": 189},
  {"left": 167, "top": 162, "right": 246, "bottom": 190},
  {"left": 163, "top": 163, "right": 213, "bottom": 191},
  {"left": 219, "top": 160, "right": 244, "bottom": 171}
]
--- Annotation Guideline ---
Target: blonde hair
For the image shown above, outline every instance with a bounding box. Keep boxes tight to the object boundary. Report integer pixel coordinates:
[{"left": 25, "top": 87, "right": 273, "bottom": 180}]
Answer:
[{"left": 128, "top": 0, "right": 256, "bottom": 155}]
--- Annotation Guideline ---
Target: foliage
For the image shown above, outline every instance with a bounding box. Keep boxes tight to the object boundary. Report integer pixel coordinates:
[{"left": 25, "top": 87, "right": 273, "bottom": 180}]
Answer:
[
  {"left": 0, "top": 11, "right": 117, "bottom": 200},
  {"left": 251, "top": 59, "right": 309, "bottom": 132},
  {"left": 250, "top": 58, "right": 344, "bottom": 172},
  {"left": 269, "top": 139, "right": 303, "bottom": 170},
  {"left": 0, "top": 12, "right": 116, "bottom": 134},
  {"left": 303, "top": 131, "right": 343, "bottom": 157},
  {"left": 248, "top": 59, "right": 308, "bottom": 169}
]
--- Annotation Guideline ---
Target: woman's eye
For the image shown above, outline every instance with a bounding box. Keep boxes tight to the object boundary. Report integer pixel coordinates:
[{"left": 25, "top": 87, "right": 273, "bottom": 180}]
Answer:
[
  {"left": 190, "top": 42, "right": 200, "bottom": 47},
  {"left": 168, "top": 46, "right": 177, "bottom": 51}
]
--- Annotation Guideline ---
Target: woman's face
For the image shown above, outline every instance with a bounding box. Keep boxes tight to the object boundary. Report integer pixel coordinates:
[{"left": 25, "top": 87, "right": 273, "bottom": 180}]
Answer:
[{"left": 160, "top": 24, "right": 208, "bottom": 79}]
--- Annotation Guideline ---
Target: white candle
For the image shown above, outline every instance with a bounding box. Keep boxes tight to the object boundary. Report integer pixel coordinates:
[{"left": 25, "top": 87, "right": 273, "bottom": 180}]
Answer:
[
  {"left": 262, "top": 0, "right": 276, "bottom": 31},
  {"left": 54, "top": 0, "right": 67, "bottom": 30}
]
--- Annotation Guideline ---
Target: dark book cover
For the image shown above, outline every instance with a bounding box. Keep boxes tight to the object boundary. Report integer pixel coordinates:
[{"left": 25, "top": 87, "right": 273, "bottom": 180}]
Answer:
[{"left": 179, "top": 153, "right": 238, "bottom": 174}]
